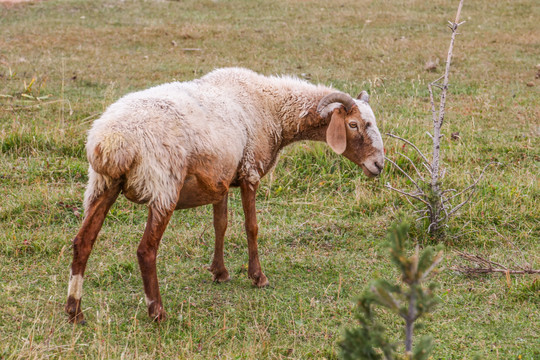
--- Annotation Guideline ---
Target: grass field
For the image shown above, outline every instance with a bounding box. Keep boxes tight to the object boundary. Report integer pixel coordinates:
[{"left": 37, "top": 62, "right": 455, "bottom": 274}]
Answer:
[{"left": 1, "top": 0, "right": 539, "bottom": 358}]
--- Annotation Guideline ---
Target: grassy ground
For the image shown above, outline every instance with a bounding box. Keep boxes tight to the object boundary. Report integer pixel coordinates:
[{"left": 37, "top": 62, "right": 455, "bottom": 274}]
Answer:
[{"left": 1, "top": 0, "right": 538, "bottom": 358}]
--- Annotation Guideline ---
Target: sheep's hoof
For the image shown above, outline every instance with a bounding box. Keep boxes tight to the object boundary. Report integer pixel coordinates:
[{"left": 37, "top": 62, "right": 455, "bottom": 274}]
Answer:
[
  {"left": 150, "top": 312, "right": 167, "bottom": 322},
  {"left": 250, "top": 272, "right": 269, "bottom": 288},
  {"left": 148, "top": 303, "right": 167, "bottom": 322},
  {"left": 65, "top": 296, "right": 85, "bottom": 324},
  {"left": 208, "top": 265, "right": 231, "bottom": 283},
  {"left": 213, "top": 271, "right": 231, "bottom": 283}
]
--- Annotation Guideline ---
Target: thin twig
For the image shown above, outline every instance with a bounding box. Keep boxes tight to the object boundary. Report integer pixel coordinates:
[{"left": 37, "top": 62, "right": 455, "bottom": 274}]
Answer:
[
  {"left": 422, "top": 162, "right": 432, "bottom": 174},
  {"left": 430, "top": 75, "right": 445, "bottom": 86},
  {"left": 385, "top": 133, "right": 432, "bottom": 171},
  {"left": 447, "top": 163, "right": 500, "bottom": 217},
  {"left": 385, "top": 183, "right": 432, "bottom": 209},
  {"left": 384, "top": 156, "right": 424, "bottom": 194},
  {"left": 439, "top": 196, "right": 450, "bottom": 222},
  {"left": 446, "top": 186, "right": 477, "bottom": 218},
  {"left": 404, "top": 195, "right": 420, "bottom": 209},
  {"left": 441, "top": 188, "right": 457, "bottom": 195},
  {"left": 396, "top": 151, "right": 425, "bottom": 181},
  {"left": 447, "top": 162, "right": 500, "bottom": 201}
]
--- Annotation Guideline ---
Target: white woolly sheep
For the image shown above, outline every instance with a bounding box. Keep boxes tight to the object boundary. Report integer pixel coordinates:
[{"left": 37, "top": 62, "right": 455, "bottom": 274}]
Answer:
[{"left": 65, "top": 67, "right": 384, "bottom": 323}]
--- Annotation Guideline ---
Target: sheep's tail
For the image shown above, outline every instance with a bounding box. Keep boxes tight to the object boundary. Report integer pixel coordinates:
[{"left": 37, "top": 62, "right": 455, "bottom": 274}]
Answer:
[{"left": 87, "top": 132, "right": 136, "bottom": 179}]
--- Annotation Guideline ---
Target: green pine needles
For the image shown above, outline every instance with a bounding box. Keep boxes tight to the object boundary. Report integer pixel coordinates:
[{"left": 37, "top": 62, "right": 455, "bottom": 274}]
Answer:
[{"left": 340, "top": 222, "right": 443, "bottom": 360}]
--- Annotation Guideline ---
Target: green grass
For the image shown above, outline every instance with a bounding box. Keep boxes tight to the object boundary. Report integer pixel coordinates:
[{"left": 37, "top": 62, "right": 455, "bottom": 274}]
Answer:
[{"left": 1, "top": 0, "right": 539, "bottom": 358}]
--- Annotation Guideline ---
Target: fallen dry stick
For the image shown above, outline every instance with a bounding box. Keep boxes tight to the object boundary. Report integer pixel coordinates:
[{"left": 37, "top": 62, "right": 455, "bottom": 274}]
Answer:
[{"left": 452, "top": 251, "right": 540, "bottom": 275}]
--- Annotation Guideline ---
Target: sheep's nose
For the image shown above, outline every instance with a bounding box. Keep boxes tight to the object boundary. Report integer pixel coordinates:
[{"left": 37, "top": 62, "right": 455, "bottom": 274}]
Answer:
[{"left": 374, "top": 161, "right": 384, "bottom": 173}]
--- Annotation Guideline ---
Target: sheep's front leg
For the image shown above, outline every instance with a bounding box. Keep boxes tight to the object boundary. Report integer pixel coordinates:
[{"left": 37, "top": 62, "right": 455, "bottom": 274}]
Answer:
[
  {"left": 240, "top": 180, "right": 269, "bottom": 288},
  {"left": 137, "top": 205, "right": 174, "bottom": 322},
  {"left": 65, "top": 184, "right": 120, "bottom": 323},
  {"left": 208, "top": 194, "right": 231, "bottom": 282}
]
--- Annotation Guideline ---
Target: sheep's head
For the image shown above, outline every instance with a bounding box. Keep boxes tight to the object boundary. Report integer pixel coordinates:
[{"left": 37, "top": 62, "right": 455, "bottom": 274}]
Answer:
[{"left": 317, "top": 92, "right": 384, "bottom": 177}]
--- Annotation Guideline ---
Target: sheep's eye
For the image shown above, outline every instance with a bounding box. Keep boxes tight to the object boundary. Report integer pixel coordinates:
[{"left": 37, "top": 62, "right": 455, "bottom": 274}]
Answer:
[{"left": 348, "top": 122, "right": 358, "bottom": 129}]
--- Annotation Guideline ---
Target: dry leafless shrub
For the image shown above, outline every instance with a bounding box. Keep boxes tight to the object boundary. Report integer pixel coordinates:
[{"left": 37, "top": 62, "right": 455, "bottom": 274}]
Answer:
[{"left": 385, "top": 0, "right": 499, "bottom": 239}]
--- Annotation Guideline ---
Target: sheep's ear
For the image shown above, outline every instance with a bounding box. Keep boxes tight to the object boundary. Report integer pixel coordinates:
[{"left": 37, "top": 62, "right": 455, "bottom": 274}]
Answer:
[
  {"left": 326, "top": 109, "right": 347, "bottom": 154},
  {"left": 357, "top": 90, "right": 369, "bottom": 103}
]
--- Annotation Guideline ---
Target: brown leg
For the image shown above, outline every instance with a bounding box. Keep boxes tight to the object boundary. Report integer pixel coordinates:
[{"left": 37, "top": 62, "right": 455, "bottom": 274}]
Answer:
[
  {"left": 208, "top": 193, "right": 231, "bottom": 282},
  {"left": 240, "top": 181, "right": 269, "bottom": 287},
  {"left": 137, "top": 205, "right": 175, "bottom": 322},
  {"left": 65, "top": 184, "right": 120, "bottom": 323}
]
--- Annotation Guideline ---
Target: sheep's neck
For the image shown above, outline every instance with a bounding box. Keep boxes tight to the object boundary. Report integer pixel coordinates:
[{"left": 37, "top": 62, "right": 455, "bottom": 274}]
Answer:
[
  {"left": 262, "top": 84, "right": 334, "bottom": 149},
  {"left": 283, "top": 109, "right": 328, "bottom": 145},
  {"left": 279, "top": 106, "right": 330, "bottom": 148},
  {"left": 241, "top": 85, "right": 334, "bottom": 179}
]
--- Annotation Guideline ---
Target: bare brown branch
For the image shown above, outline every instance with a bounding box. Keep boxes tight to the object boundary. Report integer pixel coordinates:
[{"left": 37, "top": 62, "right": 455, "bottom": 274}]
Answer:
[{"left": 452, "top": 251, "right": 540, "bottom": 275}]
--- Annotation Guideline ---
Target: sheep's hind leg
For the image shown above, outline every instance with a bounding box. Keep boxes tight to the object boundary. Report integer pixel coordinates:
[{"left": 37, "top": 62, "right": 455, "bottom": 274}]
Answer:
[
  {"left": 240, "top": 180, "right": 269, "bottom": 288},
  {"left": 65, "top": 183, "right": 120, "bottom": 323},
  {"left": 208, "top": 193, "right": 231, "bottom": 282},
  {"left": 137, "top": 204, "right": 175, "bottom": 322}
]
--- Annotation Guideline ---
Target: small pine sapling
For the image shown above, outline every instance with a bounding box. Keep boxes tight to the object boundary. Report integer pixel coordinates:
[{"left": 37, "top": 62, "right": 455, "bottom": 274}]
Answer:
[{"left": 340, "top": 221, "right": 443, "bottom": 360}]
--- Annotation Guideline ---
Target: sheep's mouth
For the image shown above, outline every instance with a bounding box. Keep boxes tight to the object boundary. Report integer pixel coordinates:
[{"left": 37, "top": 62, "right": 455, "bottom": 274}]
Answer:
[{"left": 361, "top": 164, "right": 379, "bottom": 178}]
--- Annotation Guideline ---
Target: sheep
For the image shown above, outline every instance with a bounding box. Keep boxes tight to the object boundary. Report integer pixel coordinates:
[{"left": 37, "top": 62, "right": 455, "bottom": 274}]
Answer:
[{"left": 65, "top": 67, "right": 385, "bottom": 323}]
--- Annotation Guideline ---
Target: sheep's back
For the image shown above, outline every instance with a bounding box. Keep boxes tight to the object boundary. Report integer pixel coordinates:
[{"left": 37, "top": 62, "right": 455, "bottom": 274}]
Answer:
[{"left": 86, "top": 80, "right": 257, "bottom": 209}]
